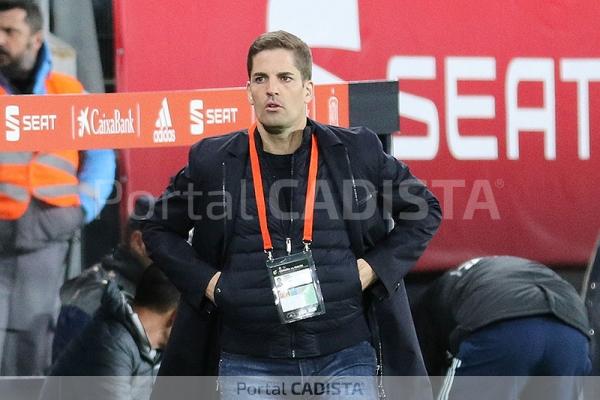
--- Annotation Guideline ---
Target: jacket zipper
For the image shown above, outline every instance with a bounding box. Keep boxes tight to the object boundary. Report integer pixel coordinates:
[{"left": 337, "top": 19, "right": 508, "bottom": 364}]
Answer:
[
  {"left": 367, "top": 301, "right": 386, "bottom": 399},
  {"left": 343, "top": 150, "right": 359, "bottom": 211},
  {"left": 377, "top": 340, "right": 386, "bottom": 399},
  {"left": 290, "top": 328, "right": 296, "bottom": 358}
]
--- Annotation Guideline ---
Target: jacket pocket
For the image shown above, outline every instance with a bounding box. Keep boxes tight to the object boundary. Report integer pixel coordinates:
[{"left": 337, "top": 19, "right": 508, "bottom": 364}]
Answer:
[
  {"left": 351, "top": 258, "right": 364, "bottom": 296},
  {"left": 213, "top": 271, "right": 242, "bottom": 320}
]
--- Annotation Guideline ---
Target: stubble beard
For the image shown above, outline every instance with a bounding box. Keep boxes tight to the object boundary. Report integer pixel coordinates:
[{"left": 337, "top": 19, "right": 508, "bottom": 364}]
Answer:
[
  {"left": 261, "top": 123, "right": 286, "bottom": 136},
  {"left": 0, "top": 41, "right": 36, "bottom": 81},
  {"left": 0, "top": 59, "right": 27, "bottom": 80}
]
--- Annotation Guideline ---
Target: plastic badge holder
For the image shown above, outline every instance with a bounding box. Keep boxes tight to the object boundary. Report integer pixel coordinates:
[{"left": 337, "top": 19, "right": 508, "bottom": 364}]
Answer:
[{"left": 267, "top": 250, "right": 325, "bottom": 324}]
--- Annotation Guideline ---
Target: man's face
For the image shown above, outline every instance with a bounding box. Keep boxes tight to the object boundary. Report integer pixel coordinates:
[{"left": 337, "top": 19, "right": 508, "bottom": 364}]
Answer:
[
  {"left": 154, "top": 310, "right": 176, "bottom": 349},
  {"left": 0, "top": 8, "right": 42, "bottom": 76},
  {"left": 247, "top": 49, "right": 313, "bottom": 134}
]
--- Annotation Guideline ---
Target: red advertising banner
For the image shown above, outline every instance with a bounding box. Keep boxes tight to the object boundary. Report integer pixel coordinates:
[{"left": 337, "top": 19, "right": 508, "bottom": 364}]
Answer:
[
  {"left": 113, "top": 0, "right": 600, "bottom": 269},
  {"left": 0, "top": 84, "right": 348, "bottom": 152}
]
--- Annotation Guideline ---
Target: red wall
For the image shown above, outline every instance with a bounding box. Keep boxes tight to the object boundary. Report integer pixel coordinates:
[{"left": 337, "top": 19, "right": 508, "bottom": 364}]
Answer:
[{"left": 114, "top": 0, "right": 600, "bottom": 269}]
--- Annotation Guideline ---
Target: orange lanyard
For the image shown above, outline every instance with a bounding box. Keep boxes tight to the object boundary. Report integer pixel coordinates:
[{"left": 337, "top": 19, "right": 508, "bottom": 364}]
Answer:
[{"left": 248, "top": 123, "right": 319, "bottom": 257}]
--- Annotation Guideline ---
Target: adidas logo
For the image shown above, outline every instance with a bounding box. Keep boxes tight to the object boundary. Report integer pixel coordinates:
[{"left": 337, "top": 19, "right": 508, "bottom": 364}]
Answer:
[{"left": 153, "top": 98, "right": 176, "bottom": 143}]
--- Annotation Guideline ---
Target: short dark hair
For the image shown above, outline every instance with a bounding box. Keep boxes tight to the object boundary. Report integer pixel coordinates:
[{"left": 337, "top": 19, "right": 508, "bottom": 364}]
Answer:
[
  {"left": 247, "top": 30, "right": 312, "bottom": 81},
  {"left": 0, "top": 0, "right": 43, "bottom": 33},
  {"left": 133, "top": 265, "right": 180, "bottom": 314},
  {"left": 124, "top": 194, "right": 155, "bottom": 242}
]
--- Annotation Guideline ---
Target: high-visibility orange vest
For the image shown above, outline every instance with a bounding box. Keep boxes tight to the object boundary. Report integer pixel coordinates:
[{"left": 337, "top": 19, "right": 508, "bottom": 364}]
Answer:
[{"left": 0, "top": 72, "right": 84, "bottom": 220}]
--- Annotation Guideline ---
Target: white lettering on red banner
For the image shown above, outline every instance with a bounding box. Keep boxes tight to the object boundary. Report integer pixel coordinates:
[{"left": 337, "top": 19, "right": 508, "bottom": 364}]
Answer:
[{"left": 388, "top": 56, "right": 599, "bottom": 161}]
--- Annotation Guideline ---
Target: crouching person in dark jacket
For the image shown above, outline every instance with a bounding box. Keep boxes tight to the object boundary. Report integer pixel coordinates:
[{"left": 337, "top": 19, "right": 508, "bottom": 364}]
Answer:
[
  {"left": 40, "top": 265, "right": 180, "bottom": 400},
  {"left": 413, "top": 256, "right": 591, "bottom": 400},
  {"left": 52, "top": 195, "right": 155, "bottom": 362}
]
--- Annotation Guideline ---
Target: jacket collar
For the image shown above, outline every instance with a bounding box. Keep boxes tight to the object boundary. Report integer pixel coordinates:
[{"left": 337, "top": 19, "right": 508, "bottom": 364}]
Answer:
[
  {"left": 310, "top": 119, "right": 344, "bottom": 148},
  {"left": 31, "top": 42, "right": 53, "bottom": 95},
  {"left": 101, "top": 282, "right": 158, "bottom": 363},
  {"left": 225, "top": 129, "right": 249, "bottom": 158}
]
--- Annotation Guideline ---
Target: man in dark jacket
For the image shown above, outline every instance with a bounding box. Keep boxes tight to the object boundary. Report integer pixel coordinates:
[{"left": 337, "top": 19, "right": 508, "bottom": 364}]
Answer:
[
  {"left": 413, "top": 256, "right": 591, "bottom": 400},
  {"left": 52, "top": 195, "right": 155, "bottom": 361},
  {"left": 144, "top": 30, "right": 441, "bottom": 400},
  {"left": 42, "top": 265, "right": 180, "bottom": 400},
  {"left": 582, "top": 234, "right": 600, "bottom": 375}
]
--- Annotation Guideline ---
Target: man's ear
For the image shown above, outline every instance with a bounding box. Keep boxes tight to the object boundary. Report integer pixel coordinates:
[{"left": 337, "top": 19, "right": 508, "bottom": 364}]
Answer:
[
  {"left": 246, "top": 81, "right": 254, "bottom": 105},
  {"left": 304, "top": 80, "right": 314, "bottom": 104},
  {"left": 31, "top": 30, "right": 43, "bottom": 53},
  {"left": 167, "top": 308, "right": 177, "bottom": 327}
]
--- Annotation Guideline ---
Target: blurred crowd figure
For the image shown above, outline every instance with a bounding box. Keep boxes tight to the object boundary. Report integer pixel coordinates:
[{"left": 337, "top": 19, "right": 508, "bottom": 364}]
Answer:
[
  {"left": 38, "top": 194, "right": 182, "bottom": 400},
  {"left": 31, "top": 192, "right": 180, "bottom": 400},
  {"left": 41, "top": 264, "right": 180, "bottom": 400},
  {"left": 0, "top": 0, "right": 115, "bottom": 376},
  {"left": 413, "top": 256, "right": 591, "bottom": 400},
  {"left": 52, "top": 195, "right": 155, "bottom": 361}
]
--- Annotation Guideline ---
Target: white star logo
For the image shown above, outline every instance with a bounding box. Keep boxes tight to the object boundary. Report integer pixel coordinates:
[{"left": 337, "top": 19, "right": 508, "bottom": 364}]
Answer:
[{"left": 77, "top": 107, "right": 90, "bottom": 137}]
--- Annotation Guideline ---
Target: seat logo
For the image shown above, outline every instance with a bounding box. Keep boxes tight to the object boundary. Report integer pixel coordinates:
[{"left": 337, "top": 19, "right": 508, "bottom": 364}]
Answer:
[
  {"left": 4, "top": 105, "right": 57, "bottom": 142},
  {"left": 190, "top": 99, "right": 238, "bottom": 136},
  {"left": 5, "top": 105, "right": 20, "bottom": 142},
  {"left": 190, "top": 99, "right": 204, "bottom": 135}
]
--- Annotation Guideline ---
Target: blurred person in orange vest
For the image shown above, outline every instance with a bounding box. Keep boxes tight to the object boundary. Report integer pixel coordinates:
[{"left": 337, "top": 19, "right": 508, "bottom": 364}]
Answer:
[{"left": 0, "top": 0, "right": 115, "bottom": 376}]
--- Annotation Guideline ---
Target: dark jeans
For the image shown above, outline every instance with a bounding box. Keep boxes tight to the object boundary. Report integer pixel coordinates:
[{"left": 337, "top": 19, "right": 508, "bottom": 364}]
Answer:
[
  {"left": 218, "top": 340, "right": 378, "bottom": 399},
  {"left": 438, "top": 316, "right": 591, "bottom": 400}
]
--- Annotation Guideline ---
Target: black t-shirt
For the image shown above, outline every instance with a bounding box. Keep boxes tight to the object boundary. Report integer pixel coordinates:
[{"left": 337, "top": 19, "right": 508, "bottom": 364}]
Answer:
[{"left": 261, "top": 152, "right": 293, "bottom": 214}]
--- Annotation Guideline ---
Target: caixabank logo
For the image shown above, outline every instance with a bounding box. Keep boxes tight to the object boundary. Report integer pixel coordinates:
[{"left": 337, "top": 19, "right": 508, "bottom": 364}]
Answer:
[
  {"left": 76, "top": 106, "right": 138, "bottom": 138},
  {"left": 153, "top": 98, "right": 176, "bottom": 143},
  {"left": 5, "top": 105, "right": 57, "bottom": 142}
]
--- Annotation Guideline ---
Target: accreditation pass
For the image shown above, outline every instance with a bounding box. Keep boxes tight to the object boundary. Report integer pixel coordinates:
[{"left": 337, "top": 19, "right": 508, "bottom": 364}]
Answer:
[{"left": 267, "top": 250, "right": 325, "bottom": 324}]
